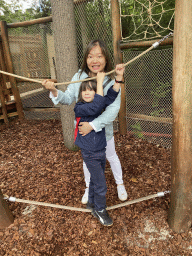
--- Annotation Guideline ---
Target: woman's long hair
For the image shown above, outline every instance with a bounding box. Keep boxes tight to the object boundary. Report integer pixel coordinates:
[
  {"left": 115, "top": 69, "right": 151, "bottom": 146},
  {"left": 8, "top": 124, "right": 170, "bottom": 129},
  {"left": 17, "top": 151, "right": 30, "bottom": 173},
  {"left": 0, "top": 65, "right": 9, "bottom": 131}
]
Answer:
[
  {"left": 77, "top": 80, "right": 97, "bottom": 103},
  {"left": 80, "top": 39, "right": 114, "bottom": 79}
]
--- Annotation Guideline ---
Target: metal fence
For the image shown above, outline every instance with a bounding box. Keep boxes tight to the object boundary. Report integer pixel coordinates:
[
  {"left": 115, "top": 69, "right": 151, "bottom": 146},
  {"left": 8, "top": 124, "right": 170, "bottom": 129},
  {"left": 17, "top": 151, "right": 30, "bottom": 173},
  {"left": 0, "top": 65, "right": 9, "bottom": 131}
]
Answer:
[
  {"left": 6, "top": 0, "right": 173, "bottom": 148},
  {"left": 123, "top": 47, "right": 173, "bottom": 148}
]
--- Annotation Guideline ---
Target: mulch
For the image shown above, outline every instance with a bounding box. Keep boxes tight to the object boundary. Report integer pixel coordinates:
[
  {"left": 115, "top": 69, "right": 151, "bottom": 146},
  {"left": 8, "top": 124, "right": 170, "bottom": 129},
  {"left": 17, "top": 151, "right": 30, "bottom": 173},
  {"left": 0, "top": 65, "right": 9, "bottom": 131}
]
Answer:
[{"left": 0, "top": 119, "right": 192, "bottom": 256}]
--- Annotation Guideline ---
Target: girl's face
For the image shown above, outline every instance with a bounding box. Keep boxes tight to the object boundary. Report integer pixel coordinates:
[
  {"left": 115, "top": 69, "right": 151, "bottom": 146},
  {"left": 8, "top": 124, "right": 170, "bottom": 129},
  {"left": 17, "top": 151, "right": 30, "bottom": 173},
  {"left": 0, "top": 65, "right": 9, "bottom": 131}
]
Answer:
[
  {"left": 82, "top": 83, "right": 96, "bottom": 102},
  {"left": 87, "top": 45, "right": 106, "bottom": 77}
]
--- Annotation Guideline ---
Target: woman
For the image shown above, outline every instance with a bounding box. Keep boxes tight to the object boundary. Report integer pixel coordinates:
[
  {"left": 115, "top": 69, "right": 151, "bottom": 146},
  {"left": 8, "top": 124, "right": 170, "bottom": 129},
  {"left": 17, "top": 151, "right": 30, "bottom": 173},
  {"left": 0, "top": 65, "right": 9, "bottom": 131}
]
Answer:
[{"left": 42, "top": 39, "right": 128, "bottom": 204}]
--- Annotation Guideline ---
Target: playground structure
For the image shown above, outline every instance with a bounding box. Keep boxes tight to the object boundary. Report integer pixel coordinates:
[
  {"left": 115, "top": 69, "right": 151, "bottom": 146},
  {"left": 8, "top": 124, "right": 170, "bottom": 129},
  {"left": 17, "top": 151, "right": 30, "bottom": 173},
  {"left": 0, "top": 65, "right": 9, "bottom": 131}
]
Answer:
[
  {"left": 0, "top": 0, "right": 191, "bottom": 233},
  {"left": 0, "top": 1, "right": 174, "bottom": 148}
]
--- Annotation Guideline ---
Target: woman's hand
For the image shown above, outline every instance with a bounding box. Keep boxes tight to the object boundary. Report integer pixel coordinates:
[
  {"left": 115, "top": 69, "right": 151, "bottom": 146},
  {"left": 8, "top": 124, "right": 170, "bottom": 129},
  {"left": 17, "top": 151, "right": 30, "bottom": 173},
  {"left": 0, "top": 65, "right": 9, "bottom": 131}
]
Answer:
[
  {"left": 78, "top": 122, "right": 93, "bottom": 136},
  {"left": 42, "top": 79, "right": 58, "bottom": 97},
  {"left": 115, "top": 64, "right": 125, "bottom": 81}
]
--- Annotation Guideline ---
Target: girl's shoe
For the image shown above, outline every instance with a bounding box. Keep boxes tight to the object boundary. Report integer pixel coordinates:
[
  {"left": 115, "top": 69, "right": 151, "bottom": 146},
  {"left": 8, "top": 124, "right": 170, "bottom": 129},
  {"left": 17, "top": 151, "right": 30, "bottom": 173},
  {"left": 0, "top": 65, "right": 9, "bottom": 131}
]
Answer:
[
  {"left": 81, "top": 187, "right": 89, "bottom": 204},
  {"left": 117, "top": 184, "right": 128, "bottom": 201},
  {"left": 92, "top": 208, "right": 113, "bottom": 227}
]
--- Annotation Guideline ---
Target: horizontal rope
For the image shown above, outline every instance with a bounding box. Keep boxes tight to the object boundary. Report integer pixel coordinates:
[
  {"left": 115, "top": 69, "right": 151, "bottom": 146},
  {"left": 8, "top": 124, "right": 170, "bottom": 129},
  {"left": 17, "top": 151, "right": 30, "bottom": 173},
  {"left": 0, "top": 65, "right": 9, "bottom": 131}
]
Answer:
[
  {"left": 0, "top": 33, "right": 173, "bottom": 88},
  {"left": 0, "top": 45, "right": 154, "bottom": 86},
  {"left": 3, "top": 191, "right": 170, "bottom": 212}
]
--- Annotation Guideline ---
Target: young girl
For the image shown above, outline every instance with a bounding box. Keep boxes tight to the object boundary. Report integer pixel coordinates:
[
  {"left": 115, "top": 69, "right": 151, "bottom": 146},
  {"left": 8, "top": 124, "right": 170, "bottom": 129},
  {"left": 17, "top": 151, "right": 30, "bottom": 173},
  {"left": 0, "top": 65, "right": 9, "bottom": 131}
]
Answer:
[
  {"left": 74, "top": 67, "right": 124, "bottom": 226},
  {"left": 42, "top": 39, "right": 128, "bottom": 204}
]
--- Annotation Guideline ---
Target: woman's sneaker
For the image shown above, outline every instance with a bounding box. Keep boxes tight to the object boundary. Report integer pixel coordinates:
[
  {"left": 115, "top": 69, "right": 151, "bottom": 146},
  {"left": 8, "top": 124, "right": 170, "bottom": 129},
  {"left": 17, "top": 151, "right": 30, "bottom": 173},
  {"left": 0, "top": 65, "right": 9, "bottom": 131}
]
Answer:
[
  {"left": 117, "top": 184, "right": 128, "bottom": 201},
  {"left": 81, "top": 187, "right": 89, "bottom": 204},
  {"left": 92, "top": 209, "right": 113, "bottom": 226}
]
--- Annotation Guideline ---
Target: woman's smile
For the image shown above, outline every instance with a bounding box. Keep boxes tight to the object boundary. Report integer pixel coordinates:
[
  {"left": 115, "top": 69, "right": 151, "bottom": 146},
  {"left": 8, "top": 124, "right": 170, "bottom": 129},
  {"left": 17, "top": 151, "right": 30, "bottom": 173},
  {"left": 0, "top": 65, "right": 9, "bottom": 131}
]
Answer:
[{"left": 87, "top": 45, "right": 106, "bottom": 77}]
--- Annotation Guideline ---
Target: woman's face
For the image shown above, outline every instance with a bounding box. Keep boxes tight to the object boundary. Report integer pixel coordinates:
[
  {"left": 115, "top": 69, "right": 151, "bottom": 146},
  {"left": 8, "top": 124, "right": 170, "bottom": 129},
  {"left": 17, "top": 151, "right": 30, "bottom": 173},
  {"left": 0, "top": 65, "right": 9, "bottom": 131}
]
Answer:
[
  {"left": 87, "top": 45, "right": 106, "bottom": 77},
  {"left": 82, "top": 83, "right": 96, "bottom": 102}
]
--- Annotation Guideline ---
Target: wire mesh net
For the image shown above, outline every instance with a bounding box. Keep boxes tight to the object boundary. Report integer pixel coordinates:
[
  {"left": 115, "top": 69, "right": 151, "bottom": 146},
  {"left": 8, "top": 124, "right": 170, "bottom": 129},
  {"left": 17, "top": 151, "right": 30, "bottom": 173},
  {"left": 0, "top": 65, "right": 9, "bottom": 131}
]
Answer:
[{"left": 123, "top": 47, "right": 173, "bottom": 147}]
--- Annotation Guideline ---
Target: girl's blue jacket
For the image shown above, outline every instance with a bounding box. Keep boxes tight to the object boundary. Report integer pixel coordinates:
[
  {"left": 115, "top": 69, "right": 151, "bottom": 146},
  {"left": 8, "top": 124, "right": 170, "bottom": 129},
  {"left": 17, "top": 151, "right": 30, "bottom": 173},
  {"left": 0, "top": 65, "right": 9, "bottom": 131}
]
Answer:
[{"left": 74, "top": 86, "right": 119, "bottom": 152}]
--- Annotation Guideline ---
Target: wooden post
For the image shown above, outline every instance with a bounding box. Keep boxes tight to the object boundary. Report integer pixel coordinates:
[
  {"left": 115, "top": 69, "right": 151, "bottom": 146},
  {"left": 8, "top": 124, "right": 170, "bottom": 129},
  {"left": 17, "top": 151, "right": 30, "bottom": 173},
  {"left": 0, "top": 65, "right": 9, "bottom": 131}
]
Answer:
[
  {"left": 0, "top": 190, "right": 14, "bottom": 229},
  {"left": 111, "top": 0, "right": 127, "bottom": 135},
  {"left": 0, "top": 21, "right": 24, "bottom": 120},
  {"left": 168, "top": 0, "right": 192, "bottom": 232}
]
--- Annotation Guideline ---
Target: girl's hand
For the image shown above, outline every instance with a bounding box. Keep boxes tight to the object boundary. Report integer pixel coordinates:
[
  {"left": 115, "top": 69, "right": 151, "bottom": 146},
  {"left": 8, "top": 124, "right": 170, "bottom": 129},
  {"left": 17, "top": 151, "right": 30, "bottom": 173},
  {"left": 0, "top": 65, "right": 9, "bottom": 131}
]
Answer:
[
  {"left": 96, "top": 72, "right": 105, "bottom": 85},
  {"left": 42, "top": 79, "right": 55, "bottom": 90},
  {"left": 42, "top": 79, "right": 58, "bottom": 97}
]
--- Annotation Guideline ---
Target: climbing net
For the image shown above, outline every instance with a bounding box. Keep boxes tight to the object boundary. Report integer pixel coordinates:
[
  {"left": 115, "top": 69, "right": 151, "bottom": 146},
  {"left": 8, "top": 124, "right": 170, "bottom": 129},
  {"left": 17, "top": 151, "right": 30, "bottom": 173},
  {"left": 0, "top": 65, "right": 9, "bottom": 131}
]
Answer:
[{"left": 120, "top": 0, "right": 175, "bottom": 42}]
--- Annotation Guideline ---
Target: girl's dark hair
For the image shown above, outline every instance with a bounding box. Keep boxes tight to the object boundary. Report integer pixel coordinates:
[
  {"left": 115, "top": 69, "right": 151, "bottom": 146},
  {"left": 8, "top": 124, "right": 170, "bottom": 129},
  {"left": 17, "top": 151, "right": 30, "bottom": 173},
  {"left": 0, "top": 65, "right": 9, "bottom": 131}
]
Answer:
[
  {"left": 80, "top": 39, "right": 114, "bottom": 79},
  {"left": 78, "top": 80, "right": 97, "bottom": 102}
]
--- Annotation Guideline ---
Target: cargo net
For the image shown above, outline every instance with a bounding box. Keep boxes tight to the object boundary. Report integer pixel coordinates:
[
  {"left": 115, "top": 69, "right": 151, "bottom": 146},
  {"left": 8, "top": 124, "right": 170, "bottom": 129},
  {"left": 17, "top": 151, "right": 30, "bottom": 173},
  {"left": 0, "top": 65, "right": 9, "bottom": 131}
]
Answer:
[
  {"left": 120, "top": 0, "right": 175, "bottom": 42},
  {"left": 123, "top": 47, "right": 173, "bottom": 148}
]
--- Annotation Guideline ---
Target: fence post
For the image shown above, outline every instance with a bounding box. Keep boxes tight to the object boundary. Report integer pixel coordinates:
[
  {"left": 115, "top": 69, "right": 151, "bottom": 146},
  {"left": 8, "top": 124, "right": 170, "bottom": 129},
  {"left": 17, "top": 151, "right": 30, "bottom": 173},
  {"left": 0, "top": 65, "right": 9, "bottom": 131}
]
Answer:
[
  {"left": 111, "top": 0, "right": 127, "bottom": 135},
  {"left": 0, "top": 190, "right": 14, "bottom": 228},
  {"left": 0, "top": 20, "right": 24, "bottom": 120},
  {"left": 168, "top": 0, "right": 192, "bottom": 232}
]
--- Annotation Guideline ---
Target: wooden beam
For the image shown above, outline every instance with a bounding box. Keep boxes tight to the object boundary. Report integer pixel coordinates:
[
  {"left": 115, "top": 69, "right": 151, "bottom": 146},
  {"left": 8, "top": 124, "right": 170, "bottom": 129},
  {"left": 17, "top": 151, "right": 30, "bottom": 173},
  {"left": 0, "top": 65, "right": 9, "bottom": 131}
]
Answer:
[
  {"left": 7, "top": 16, "right": 53, "bottom": 28},
  {"left": 127, "top": 113, "right": 173, "bottom": 124},
  {"left": 0, "top": 21, "right": 24, "bottom": 120},
  {"left": 0, "top": 190, "right": 14, "bottom": 229},
  {"left": 23, "top": 107, "right": 60, "bottom": 112},
  {"left": 168, "top": 0, "right": 192, "bottom": 233},
  {"left": 120, "top": 37, "right": 173, "bottom": 50},
  {"left": 111, "top": 0, "right": 127, "bottom": 135}
]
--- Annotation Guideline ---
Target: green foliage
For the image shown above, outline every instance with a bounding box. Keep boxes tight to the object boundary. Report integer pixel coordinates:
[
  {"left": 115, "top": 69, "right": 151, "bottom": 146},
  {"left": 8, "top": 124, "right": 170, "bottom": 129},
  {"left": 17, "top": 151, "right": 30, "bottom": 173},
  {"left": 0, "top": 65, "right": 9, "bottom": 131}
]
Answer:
[
  {"left": 150, "top": 81, "right": 172, "bottom": 117},
  {"left": 0, "top": 0, "right": 51, "bottom": 24},
  {"left": 34, "top": 0, "right": 51, "bottom": 18},
  {"left": 131, "top": 122, "right": 144, "bottom": 138}
]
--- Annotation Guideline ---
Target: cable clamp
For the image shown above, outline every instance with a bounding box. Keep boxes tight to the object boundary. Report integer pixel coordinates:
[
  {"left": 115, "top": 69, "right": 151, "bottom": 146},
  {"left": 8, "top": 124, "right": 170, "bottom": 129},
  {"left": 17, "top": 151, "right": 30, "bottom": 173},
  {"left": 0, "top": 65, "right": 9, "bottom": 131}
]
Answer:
[
  {"left": 157, "top": 191, "right": 171, "bottom": 197},
  {"left": 152, "top": 42, "right": 159, "bottom": 48},
  {"left": 157, "top": 192, "right": 165, "bottom": 197},
  {"left": 9, "top": 197, "right": 16, "bottom": 202}
]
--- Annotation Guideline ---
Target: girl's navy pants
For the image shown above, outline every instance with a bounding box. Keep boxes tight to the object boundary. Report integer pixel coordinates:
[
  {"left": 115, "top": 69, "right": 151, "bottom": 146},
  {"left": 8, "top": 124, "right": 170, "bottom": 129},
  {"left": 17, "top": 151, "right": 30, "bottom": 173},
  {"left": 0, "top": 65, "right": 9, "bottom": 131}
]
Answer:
[{"left": 81, "top": 148, "right": 107, "bottom": 211}]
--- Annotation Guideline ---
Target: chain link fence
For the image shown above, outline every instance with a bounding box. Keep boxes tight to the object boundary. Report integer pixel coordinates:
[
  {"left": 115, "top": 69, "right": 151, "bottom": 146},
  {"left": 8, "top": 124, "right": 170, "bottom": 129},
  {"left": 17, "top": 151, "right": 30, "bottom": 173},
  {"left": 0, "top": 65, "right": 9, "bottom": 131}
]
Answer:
[
  {"left": 6, "top": 0, "right": 173, "bottom": 148},
  {"left": 123, "top": 47, "right": 173, "bottom": 147}
]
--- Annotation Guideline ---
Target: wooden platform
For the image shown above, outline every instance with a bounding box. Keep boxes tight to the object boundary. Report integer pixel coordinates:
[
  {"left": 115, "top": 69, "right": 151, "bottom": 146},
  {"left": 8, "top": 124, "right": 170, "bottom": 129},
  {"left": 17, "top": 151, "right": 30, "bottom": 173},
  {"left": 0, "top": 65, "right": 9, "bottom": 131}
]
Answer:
[{"left": 0, "top": 101, "right": 18, "bottom": 120}]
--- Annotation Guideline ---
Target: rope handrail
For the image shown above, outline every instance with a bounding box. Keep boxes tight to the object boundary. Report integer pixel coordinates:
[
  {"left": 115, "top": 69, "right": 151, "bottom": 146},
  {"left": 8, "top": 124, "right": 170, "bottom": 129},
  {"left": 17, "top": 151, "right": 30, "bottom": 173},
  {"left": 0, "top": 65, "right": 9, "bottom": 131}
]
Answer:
[
  {"left": 3, "top": 191, "right": 170, "bottom": 212},
  {"left": 0, "top": 33, "right": 173, "bottom": 87}
]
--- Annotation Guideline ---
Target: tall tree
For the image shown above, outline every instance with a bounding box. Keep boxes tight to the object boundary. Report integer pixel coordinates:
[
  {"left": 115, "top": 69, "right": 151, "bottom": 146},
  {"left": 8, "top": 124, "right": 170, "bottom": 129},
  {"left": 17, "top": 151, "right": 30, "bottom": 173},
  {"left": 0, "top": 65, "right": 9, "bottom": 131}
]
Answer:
[
  {"left": 168, "top": 0, "right": 192, "bottom": 232},
  {"left": 50, "top": 0, "right": 79, "bottom": 150}
]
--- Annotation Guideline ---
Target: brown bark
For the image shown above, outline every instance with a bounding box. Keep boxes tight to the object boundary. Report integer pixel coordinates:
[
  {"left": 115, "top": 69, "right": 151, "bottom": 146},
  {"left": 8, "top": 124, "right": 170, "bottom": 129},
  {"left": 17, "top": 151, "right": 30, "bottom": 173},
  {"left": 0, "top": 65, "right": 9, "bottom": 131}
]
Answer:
[
  {"left": 111, "top": 0, "right": 127, "bottom": 135},
  {"left": 50, "top": 0, "right": 79, "bottom": 150},
  {"left": 168, "top": 0, "right": 192, "bottom": 232}
]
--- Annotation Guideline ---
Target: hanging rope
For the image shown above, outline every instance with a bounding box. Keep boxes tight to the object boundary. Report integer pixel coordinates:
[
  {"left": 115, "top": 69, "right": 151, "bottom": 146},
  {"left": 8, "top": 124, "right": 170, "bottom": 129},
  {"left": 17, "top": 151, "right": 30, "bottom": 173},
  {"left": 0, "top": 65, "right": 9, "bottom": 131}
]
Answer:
[
  {"left": 3, "top": 191, "right": 170, "bottom": 212},
  {"left": 0, "top": 32, "right": 173, "bottom": 87}
]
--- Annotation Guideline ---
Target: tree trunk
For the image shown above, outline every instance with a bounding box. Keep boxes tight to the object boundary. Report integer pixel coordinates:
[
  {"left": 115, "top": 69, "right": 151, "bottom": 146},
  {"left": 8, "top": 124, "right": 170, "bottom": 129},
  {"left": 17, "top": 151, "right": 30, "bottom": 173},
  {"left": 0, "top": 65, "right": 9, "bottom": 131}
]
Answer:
[
  {"left": 168, "top": 0, "right": 192, "bottom": 233},
  {"left": 50, "top": 0, "right": 79, "bottom": 150}
]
